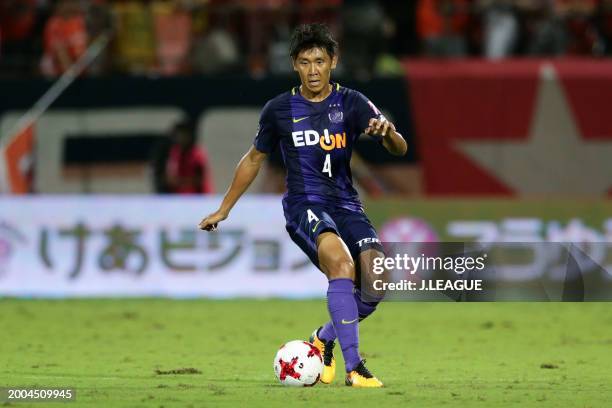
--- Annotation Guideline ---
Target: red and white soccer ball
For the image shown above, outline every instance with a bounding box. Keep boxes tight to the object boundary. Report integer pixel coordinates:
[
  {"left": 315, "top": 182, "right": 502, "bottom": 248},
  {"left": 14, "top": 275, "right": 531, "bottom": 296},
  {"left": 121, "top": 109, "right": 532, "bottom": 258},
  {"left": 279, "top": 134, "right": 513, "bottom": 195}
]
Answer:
[{"left": 273, "top": 340, "right": 323, "bottom": 387}]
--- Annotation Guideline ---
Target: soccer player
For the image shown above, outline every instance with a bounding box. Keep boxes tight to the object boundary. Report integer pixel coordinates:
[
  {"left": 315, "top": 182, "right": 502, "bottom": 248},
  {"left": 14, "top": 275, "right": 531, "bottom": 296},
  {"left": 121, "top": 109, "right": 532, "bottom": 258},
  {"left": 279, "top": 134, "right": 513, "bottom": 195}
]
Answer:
[{"left": 198, "top": 23, "right": 407, "bottom": 388}]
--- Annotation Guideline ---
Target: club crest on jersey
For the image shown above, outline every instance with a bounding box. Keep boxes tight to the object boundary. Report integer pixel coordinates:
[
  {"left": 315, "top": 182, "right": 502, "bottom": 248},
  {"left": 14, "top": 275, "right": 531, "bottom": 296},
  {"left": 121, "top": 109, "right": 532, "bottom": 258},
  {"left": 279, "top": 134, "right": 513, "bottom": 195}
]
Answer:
[
  {"left": 291, "top": 129, "right": 346, "bottom": 151},
  {"left": 328, "top": 103, "right": 344, "bottom": 124}
]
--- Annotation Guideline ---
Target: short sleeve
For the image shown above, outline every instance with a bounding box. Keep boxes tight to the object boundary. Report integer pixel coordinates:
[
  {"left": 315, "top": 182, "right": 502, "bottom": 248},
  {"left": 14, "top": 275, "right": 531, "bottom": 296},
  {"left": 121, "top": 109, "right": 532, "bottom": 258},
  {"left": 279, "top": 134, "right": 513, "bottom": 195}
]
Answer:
[
  {"left": 253, "top": 100, "right": 279, "bottom": 153},
  {"left": 352, "top": 91, "right": 385, "bottom": 135}
]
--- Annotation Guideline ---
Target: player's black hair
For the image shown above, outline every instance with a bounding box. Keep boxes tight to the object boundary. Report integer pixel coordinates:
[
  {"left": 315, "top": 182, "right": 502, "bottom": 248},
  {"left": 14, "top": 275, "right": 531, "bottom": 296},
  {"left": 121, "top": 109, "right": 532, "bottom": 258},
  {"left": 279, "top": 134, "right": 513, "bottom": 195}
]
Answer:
[{"left": 289, "top": 23, "right": 338, "bottom": 60}]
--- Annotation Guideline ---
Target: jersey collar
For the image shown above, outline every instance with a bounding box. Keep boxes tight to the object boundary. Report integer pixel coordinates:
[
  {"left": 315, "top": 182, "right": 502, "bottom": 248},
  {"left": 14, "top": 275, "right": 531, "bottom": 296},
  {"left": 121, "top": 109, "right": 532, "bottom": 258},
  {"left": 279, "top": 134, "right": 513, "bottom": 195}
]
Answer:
[{"left": 291, "top": 82, "right": 341, "bottom": 103}]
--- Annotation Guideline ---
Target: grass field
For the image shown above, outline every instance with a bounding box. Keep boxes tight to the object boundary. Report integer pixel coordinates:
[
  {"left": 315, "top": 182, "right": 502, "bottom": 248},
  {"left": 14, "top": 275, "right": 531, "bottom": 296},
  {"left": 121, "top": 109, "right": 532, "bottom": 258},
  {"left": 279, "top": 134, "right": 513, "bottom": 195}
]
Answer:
[{"left": 1, "top": 300, "right": 611, "bottom": 407}]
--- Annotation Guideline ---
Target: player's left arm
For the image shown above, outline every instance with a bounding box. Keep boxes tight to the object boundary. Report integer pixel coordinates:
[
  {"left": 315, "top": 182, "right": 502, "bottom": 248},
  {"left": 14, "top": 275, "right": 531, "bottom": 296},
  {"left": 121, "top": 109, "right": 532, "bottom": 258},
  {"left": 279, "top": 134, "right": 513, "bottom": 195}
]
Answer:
[{"left": 365, "top": 117, "right": 408, "bottom": 156}]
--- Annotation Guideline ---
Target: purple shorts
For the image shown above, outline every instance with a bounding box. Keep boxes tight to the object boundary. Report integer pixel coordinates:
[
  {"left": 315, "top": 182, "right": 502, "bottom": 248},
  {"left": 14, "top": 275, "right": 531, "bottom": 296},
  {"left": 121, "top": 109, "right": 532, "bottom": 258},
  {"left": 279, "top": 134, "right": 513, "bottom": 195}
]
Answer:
[{"left": 285, "top": 205, "right": 384, "bottom": 271}]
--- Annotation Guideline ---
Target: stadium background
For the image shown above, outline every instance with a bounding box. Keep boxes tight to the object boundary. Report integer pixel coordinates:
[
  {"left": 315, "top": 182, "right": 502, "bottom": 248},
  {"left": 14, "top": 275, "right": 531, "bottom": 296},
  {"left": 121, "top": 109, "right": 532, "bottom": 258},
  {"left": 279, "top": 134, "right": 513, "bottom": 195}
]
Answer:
[{"left": 1, "top": 1, "right": 612, "bottom": 406}]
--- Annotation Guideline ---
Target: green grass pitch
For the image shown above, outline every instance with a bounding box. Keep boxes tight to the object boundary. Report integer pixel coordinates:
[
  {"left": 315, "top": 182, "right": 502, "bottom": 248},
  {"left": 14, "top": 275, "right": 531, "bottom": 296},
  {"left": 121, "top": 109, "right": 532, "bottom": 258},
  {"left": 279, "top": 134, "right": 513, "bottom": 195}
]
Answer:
[{"left": 1, "top": 299, "right": 611, "bottom": 407}]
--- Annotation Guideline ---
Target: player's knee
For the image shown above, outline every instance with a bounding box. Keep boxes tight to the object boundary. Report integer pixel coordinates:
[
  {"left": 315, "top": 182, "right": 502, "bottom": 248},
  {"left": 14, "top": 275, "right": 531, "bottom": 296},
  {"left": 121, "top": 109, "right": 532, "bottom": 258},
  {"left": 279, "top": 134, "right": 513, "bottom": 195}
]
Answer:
[
  {"left": 326, "top": 257, "right": 355, "bottom": 281},
  {"left": 359, "top": 251, "right": 384, "bottom": 282},
  {"left": 359, "top": 250, "right": 387, "bottom": 300}
]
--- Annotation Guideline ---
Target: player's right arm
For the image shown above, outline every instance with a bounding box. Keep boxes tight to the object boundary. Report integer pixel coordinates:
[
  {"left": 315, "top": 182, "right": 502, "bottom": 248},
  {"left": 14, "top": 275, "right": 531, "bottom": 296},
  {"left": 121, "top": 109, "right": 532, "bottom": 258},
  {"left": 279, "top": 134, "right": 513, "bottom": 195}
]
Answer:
[
  {"left": 199, "top": 99, "right": 279, "bottom": 231},
  {"left": 198, "top": 146, "right": 267, "bottom": 231}
]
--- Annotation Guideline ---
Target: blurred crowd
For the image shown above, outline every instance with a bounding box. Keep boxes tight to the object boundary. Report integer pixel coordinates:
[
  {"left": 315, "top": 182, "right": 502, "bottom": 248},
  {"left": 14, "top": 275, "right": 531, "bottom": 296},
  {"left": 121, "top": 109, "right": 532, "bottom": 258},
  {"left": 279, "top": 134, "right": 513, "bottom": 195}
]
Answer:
[
  {"left": 1, "top": 0, "right": 612, "bottom": 79},
  {"left": 419, "top": 0, "right": 612, "bottom": 58}
]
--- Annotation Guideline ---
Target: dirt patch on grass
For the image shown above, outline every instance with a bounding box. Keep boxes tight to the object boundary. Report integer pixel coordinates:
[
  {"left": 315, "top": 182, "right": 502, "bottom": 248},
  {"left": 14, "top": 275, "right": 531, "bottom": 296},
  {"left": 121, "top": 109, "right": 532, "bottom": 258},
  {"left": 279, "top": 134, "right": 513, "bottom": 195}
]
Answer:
[{"left": 155, "top": 368, "right": 202, "bottom": 375}]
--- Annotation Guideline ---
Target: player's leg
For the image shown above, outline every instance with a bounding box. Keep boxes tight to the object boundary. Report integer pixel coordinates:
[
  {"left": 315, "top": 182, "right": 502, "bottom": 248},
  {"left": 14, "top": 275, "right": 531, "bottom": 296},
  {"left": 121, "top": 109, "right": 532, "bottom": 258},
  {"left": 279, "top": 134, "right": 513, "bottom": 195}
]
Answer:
[
  {"left": 316, "top": 276, "right": 381, "bottom": 342},
  {"left": 316, "top": 232, "right": 382, "bottom": 387},
  {"left": 285, "top": 207, "right": 342, "bottom": 384},
  {"left": 286, "top": 206, "right": 381, "bottom": 386},
  {"left": 356, "top": 247, "right": 387, "bottom": 312},
  {"left": 317, "top": 232, "right": 382, "bottom": 387},
  {"left": 317, "top": 212, "right": 386, "bottom": 343},
  {"left": 316, "top": 231, "right": 361, "bottom": 371},
  {"left": 312, "top": 252, "right": 384, "bottom": 383},
  {"left": 312, "top": 210, "right": 385, "bottom": 387}
]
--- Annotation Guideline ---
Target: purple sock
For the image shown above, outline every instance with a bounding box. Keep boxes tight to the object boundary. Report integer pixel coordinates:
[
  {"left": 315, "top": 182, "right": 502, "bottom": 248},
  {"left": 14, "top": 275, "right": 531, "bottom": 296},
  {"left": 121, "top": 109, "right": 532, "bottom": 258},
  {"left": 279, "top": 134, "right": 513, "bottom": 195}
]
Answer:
[
  {"left": 319, "top": 288, "right": 380, "bottom": 343},
  {"left": 326, "top": 278, "right": 362, "bottom": 372},
  {"left": 317, "top": 321, "right": 337, "bottom": 343}
]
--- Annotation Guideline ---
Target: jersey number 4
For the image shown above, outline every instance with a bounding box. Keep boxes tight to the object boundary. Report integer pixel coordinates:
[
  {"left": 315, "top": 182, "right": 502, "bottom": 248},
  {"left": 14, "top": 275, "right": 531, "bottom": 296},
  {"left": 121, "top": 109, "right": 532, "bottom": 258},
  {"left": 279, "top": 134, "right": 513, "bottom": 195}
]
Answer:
[{"left": 322, "top": 154, "right": 332, "bottom": 177}]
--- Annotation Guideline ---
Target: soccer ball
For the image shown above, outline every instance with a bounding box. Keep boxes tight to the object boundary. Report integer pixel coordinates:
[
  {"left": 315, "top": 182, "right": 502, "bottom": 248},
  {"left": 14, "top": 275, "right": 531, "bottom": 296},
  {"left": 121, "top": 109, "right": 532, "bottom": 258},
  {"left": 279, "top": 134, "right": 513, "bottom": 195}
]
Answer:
[{"left": 273, "top": 340, "right": 323, "bottom": 386}]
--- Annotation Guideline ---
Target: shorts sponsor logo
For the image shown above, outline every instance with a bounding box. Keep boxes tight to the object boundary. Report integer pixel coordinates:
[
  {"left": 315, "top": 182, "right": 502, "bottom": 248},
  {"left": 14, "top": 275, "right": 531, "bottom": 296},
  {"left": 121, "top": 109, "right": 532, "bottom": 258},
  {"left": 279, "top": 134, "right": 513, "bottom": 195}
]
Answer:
[{"left": 357, "top": 237, "right": 381, "bottom": 247}]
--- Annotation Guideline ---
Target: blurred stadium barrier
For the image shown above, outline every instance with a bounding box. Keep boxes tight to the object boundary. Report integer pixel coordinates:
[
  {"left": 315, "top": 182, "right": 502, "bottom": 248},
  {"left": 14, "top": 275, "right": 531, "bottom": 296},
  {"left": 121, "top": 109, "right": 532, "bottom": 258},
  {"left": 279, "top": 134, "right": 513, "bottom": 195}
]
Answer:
[
  {"left": 403, "top": 59, "right": 612, "bottom": 196},
  {"left": 1, "top": 60, "right": 610, "bottom": 196},
  {"left": 0, "top": 196, "right": 609, "bottom": 298},
  {"left": 0, "top": 34, "right": 110, "bottom": 194},
  {"left": 0, "top": 76, "right": 415, "bottom": 194},
  {"left": 0, "top": 195, "right": 324, "bottom": 297}
]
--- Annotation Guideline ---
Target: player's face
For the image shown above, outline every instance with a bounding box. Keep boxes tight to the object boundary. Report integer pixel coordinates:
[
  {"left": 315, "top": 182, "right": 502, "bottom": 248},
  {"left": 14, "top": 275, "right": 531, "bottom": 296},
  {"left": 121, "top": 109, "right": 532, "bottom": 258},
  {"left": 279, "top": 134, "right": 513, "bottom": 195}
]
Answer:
[{"left": 293, "top": 47, "right": 337, "bottom": 97}]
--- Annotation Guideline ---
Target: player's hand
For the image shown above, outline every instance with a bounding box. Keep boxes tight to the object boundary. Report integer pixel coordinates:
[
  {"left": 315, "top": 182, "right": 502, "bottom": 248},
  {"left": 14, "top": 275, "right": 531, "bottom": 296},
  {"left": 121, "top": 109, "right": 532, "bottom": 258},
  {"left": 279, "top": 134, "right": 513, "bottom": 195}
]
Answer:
[
  {"left": 365, "top": 118, "right": 395, "bottom": 139},
  {"left": 198, "top": 209, "right": 228, "bottom": 231}
]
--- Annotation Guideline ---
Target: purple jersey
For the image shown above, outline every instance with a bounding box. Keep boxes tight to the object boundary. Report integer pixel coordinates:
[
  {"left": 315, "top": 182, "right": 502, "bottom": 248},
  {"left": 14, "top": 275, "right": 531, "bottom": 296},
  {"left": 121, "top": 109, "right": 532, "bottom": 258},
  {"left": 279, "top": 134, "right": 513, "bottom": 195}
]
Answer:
[{"left": 253, "top": 82, "right": 384, "bottom": 216}]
